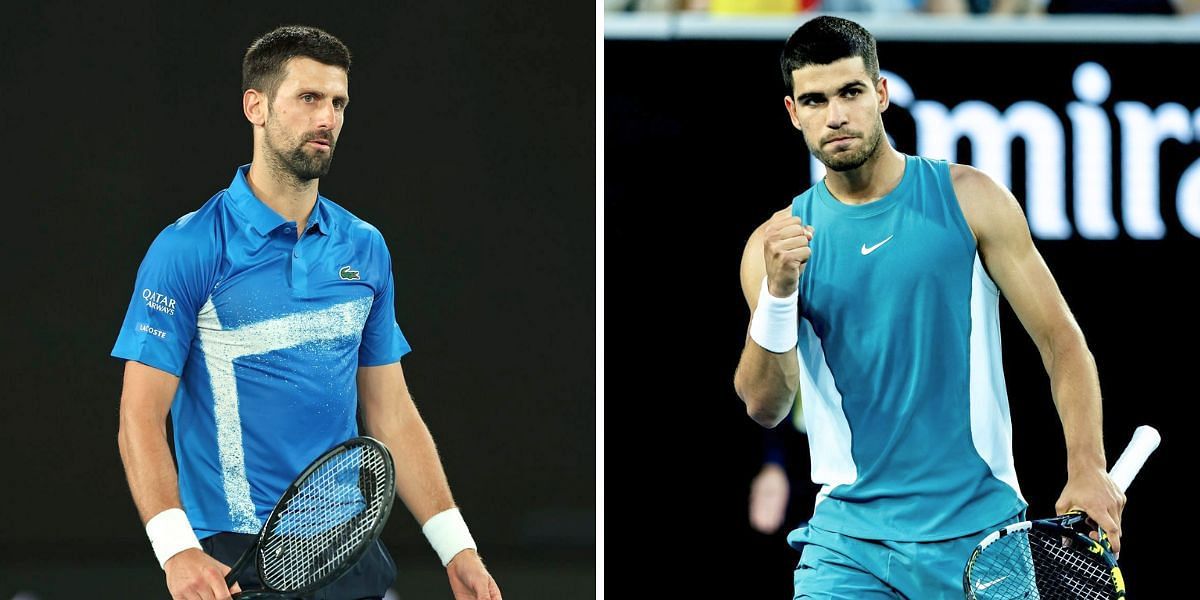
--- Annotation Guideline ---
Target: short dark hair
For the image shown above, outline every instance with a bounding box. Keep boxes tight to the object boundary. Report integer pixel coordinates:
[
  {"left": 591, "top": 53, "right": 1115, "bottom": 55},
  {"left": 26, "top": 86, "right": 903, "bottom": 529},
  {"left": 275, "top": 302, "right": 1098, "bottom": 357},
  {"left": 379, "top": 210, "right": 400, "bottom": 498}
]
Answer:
[
  {"left": 242, "top": 25, "right": 352, "bottom": 102},
  {"left": 780, "top": 16, "right": 879, "bottom": 97}
]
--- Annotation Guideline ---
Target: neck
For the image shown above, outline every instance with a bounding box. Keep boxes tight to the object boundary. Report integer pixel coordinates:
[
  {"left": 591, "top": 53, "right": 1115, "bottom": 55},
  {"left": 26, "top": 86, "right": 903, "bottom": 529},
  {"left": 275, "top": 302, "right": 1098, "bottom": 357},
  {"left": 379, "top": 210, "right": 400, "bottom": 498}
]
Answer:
[
  {"left": 245, "top": 157, "right": 318, "bottom": 234},
  {"left": 823, "top": 144, "right": 905, "bottom": 205}
]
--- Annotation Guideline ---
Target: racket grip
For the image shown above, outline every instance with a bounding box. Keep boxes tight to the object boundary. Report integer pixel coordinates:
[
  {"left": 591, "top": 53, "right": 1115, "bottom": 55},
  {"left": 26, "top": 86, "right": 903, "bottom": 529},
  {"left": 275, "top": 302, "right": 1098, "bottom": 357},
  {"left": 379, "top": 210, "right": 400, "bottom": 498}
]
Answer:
[
  {"left": 225, "top": 544, "right": 253, "bottom": 588},
  {"left": 1108, "top": 425, "right": 1161, "bottom": 492}
]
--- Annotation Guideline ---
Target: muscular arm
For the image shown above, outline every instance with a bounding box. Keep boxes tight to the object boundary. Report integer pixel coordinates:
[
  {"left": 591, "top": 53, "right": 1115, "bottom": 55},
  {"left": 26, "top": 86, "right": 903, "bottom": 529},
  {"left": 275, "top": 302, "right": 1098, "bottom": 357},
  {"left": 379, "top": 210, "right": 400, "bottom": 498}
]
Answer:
[
  {"left": 358, "top": 362, "right": 503, "bottom": 599},
  {"left": 952, "top": 165, "right": 1125, "bottom": 549},
  {"left": 117, "top": 360, "right": 185, "bottom": 523},
  {"left": 117, "top": 360, "right": 237, "bottom": 598},
  {"left": 733, "top": 208, "right": 810, "bottom": 428},
  {"left": 357, "top": 362, "right": 457, "bottom": 527}
]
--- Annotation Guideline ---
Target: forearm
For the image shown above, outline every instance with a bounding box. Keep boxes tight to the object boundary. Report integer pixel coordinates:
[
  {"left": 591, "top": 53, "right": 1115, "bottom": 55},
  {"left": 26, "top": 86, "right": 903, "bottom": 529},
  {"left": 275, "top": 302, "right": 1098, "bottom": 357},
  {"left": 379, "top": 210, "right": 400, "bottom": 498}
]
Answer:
[
  {"left": 1043, "top": 333, "right": 1105, "bottom": 471},
  {"left": 734, "top": 340, "right": 800, "bottom": 428},
  {"left": 363, "top": 407, "right": 456, "bottom": 525},
  {"left": 117, "top": 414, "right": 183, "bottom": 525}
]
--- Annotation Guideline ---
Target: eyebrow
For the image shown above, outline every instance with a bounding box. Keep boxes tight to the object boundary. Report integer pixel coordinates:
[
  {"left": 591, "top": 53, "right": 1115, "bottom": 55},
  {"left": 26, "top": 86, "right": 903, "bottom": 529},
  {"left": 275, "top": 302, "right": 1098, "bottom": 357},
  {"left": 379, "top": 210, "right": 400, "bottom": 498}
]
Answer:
[{"left": 795, "top": 80, "right": 869, "bottom": 103}]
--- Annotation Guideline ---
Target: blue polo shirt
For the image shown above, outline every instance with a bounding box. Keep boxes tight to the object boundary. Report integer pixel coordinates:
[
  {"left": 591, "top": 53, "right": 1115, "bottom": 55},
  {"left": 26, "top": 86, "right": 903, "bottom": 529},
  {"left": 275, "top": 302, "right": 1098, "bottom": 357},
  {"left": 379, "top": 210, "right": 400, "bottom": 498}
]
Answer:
[{"left": 112, "top": 164, "right": 411, "bottom": 538}]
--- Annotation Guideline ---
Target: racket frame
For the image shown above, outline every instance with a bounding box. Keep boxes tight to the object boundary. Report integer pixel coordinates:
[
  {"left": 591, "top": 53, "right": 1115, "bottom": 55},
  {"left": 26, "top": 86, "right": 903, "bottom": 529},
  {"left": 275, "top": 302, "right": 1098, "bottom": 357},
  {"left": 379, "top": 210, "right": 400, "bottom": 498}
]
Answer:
[
  {"left": 962, "top": 425, "right": 1158, "bottom": 599},
  {"left": 963, "top": 511, "right": 1124, "bottom": 599},
  {"left": 225, "top": 436, "right": 397, "bottom": 595}
]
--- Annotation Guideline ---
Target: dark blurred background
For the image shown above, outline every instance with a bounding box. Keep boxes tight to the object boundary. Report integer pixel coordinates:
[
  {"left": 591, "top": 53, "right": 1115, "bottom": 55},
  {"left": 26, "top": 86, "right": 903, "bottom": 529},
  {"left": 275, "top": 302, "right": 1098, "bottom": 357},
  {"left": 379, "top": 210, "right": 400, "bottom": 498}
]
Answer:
[
  {"left": 606, "top": 14, "right": 1189, "bottom": 600},
  {"left": 0, "top": 2, "right": 594, "bottom": 598}
]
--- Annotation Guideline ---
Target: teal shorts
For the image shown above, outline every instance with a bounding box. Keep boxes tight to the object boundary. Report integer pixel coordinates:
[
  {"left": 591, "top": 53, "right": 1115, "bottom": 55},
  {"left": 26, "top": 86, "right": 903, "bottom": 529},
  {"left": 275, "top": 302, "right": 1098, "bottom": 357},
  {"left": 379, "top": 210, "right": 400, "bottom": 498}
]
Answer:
[{"left": 789, "top": 511, "right": 1025, "bottom": 599}]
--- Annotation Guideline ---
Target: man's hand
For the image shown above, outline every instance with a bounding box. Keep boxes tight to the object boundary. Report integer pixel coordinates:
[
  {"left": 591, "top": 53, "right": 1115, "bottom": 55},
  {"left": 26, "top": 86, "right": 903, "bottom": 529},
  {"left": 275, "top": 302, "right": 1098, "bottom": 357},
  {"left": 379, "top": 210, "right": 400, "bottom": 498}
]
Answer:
[
  {"left": 761, "top": 208, "right": 814, "bottom": 298},
  {"left": 447, "top": 549, "right": 503, "bottom": 600},
  {"left": 1055, "top": 465, "right": 1127, "bottom": 555},
  {"left": 164, "top": 548, "right": 241, "bottom": 600}
]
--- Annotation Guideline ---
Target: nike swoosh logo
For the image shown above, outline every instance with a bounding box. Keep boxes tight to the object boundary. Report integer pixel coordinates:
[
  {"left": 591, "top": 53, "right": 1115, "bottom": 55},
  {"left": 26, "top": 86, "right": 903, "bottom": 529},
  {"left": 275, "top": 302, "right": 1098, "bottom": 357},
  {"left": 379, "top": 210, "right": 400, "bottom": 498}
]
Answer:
[
  {"left": 975, "top": 576, "right": 1008, "bottom": 591},
  {"left": 860, "top": 235, "right": 894, "bottom": 255}
]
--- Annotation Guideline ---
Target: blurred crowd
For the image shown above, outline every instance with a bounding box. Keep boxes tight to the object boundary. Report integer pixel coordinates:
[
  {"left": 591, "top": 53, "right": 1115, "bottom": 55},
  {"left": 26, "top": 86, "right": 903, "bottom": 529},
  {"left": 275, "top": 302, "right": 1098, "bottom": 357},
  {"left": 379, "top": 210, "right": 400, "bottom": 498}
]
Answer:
[{"left": 604, "top": 0, "right": 1200, "bottom": 15}]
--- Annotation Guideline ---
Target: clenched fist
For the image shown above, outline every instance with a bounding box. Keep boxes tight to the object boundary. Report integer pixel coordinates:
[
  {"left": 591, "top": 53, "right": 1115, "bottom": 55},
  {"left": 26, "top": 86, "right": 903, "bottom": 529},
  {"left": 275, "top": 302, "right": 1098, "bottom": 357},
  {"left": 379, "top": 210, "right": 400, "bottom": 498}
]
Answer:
[{"left": 762, "top": 208, "right": 814, "bottom": 298}]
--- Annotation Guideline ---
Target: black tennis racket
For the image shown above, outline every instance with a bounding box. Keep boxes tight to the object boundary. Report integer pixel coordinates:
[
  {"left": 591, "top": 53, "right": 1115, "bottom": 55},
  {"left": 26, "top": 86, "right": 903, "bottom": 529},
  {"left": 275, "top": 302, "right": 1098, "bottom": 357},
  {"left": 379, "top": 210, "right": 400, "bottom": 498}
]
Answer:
[
  {"left": 963, "top": 425, "right": 1160, "bottom": 600},
  {"left": 224, "top": 436, "right": 396, "bottom": 599}
]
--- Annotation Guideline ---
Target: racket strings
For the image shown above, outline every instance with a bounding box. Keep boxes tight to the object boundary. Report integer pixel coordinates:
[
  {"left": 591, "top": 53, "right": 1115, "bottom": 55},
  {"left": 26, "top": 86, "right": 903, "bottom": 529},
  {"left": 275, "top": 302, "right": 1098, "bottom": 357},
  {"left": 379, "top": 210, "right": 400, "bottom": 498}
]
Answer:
[
  {"left": 258, "top": 444, "right": 391, "bottom": 590},
  {"left": 1027, "top": 530, "right": 1113, "bottom": 600},
  {"left": 968, "top": 529, "right": 1114, "bottom": 600}
]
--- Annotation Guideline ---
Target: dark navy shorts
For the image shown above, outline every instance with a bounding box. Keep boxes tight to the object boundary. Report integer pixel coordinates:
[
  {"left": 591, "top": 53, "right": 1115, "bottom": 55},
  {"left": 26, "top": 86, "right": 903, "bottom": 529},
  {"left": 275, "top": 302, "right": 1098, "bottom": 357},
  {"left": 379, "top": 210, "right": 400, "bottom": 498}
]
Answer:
[{"left": 201, "top": 532, "right": 397, "bottom": 600}]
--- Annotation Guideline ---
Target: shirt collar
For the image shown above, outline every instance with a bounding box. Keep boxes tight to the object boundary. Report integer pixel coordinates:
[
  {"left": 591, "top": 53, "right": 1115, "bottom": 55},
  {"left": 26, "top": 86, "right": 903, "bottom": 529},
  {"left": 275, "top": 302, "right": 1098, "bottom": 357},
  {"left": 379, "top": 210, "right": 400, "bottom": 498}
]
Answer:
[
  {"left": 228, "top": 164, "right": 332, "bottom": 237},
  {"left": 306, "top": 199, "right": 330, "bottom": 237}
]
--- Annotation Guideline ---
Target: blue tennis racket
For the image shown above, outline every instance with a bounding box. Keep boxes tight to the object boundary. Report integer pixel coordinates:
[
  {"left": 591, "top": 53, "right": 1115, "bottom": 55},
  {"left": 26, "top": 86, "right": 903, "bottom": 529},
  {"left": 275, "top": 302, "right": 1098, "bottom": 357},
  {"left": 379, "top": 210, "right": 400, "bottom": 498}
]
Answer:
[{"left": 224, "top": 436, "right": 396, "bottom": 598}]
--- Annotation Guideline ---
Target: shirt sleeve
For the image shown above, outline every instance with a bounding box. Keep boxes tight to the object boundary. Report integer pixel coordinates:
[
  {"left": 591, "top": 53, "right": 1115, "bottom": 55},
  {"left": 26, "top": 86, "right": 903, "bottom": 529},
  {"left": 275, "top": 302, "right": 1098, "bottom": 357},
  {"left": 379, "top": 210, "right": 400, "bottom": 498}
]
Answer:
[
  {"left": 358, "top": 233, "right": 412, "bottom": 366},
  {"left": 111, "top": 221, "right": 214, "bottom": 376}
]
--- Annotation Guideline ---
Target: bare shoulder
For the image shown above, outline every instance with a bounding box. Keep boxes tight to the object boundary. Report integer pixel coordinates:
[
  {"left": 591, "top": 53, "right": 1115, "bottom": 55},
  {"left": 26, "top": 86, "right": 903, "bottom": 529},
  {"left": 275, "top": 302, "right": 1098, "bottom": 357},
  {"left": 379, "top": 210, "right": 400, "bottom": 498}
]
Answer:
[
  {"left": 950, "top": 162, "right": 990, "bottom": 190},
  {"left": 949, "top": 163, "right": 1025, "bottom": 243},
  {"left": 949, "top": 163, "right": 1019, "bottom": 208}
]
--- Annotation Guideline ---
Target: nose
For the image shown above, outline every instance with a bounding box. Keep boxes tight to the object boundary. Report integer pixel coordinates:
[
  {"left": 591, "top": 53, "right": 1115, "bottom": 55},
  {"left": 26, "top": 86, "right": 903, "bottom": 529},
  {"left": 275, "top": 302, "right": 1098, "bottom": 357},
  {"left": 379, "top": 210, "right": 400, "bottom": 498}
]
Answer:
[
  {"left": 315, "top": 99, "right": 338, "bottom": 131},
  {"left": 825, "top": 99, "right": 848, "bottom": 129}
]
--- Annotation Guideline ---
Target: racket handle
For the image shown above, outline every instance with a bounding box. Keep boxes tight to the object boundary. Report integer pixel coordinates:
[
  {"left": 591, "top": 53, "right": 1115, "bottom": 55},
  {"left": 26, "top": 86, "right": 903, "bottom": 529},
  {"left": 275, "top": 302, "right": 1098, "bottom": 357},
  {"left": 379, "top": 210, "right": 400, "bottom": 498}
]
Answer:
[
  {"left": 225, "top": 542, "right": 254, "bottom": 588},
  {"left": 1108, "top": 425, "right": 1161, "bottom": 493}
]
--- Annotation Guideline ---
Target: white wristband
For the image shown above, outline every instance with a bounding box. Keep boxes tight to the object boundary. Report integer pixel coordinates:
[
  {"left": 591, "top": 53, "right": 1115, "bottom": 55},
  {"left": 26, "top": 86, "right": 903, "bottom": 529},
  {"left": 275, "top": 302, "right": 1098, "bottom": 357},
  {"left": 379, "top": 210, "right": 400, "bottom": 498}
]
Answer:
[
  {"left": 422, "top": 507, "right": 478, "bottom": 567},
  {"left": 749, "top": 276, "right": 799, "bottom": 353},
  {"left": 145, "top": 508, "right": 202, "bottom": 569}
]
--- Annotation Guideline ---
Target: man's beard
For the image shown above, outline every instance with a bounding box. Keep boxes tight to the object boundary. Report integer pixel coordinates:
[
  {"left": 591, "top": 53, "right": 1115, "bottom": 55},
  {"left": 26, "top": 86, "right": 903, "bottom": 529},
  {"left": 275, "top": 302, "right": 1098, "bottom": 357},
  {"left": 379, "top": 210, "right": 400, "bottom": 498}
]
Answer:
[
  {"left": 809, "top": 119, "right": 883, "bottom": 172},
  {"left": 265, "top": 123, "right": 336, "bottom": 182}
]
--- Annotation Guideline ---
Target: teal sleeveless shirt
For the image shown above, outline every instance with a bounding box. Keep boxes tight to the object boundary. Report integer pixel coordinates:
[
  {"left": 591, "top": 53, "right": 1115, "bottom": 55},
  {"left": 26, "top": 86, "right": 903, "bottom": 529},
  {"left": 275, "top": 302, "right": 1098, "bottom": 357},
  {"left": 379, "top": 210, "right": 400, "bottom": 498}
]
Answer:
[{"left": 788, "top": 154, "right": 1027, "bottom": 542}]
